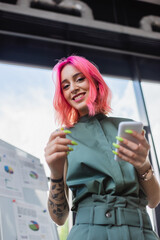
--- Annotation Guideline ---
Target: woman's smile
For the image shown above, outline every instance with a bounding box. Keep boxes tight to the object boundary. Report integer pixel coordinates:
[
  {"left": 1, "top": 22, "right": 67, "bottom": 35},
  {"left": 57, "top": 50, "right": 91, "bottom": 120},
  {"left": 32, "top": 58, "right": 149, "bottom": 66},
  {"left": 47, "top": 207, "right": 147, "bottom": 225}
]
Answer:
[{"left": 72, "top": 92, "right": 86, "bottom": 102}]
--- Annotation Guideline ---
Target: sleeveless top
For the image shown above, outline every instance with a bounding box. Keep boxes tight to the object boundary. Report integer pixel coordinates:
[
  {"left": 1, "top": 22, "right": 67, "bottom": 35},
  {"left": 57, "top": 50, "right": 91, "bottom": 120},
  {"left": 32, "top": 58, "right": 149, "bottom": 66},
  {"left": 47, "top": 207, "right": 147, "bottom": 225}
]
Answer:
[{"left": 66, "top": 113, "right": 147, "bottom": 211}]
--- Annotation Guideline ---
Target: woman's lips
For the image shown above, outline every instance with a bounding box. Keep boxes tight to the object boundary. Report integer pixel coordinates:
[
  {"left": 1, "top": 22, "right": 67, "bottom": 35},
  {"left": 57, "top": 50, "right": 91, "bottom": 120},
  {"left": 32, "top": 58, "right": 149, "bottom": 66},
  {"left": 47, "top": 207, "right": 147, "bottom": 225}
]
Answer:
[{"left": 72, "top": 93, "right": 86, "bottom": 102}]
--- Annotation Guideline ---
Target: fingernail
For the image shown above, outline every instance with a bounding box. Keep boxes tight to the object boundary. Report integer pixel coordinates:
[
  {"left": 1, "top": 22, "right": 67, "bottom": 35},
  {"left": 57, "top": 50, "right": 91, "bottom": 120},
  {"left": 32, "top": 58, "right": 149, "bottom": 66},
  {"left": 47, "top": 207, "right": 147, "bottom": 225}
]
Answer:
[
  {"left": 112, "top": 150, "right": 118, "bottom": 155},
  {"left": 61, "top": 127, "right": 64, "bottom": 130},
  {"left": 142, "top": 129, "right": 146, "bottom": 134},
  {"left": 67, "top": 151, "right": 69, "bottom": 155},
  {"left": 112, "top": 143, "right": 120, "bottom": 149},
  {"left": 69, "top": 147, "right": 73, "bottom": 151},
  {"left": 125, "top": 129, "right": 133, "bottom": 134},
  {"left": 63, "top": 130, "right": 72, "bottom": 134},
  {"left": 116, "top": 136, "right": 123, "bottom": 142},
  {"left": 71, "top": 141, "right": 78, "bottom": 145}
]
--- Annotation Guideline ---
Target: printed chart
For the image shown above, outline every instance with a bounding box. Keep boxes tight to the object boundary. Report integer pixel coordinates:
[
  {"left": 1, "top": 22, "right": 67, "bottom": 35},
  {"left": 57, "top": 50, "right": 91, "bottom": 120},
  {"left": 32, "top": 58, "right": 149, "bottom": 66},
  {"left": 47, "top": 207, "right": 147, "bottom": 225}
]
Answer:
[
  {"left": 0, "top": 144, "right": 23, "bottom": 199},
  {"left": 13, "top": 201, "right": 54, "bottom": 240},
  {"left": 19, "top": 155, "right": 48, "bottom": 191},
  {"left": 0, "top": 139, "right": 48, "bottom": 197}
]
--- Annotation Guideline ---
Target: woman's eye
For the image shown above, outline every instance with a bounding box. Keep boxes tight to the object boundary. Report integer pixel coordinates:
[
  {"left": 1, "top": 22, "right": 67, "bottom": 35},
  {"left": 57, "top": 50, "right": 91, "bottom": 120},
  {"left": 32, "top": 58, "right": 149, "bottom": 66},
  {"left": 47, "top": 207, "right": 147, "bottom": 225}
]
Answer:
[
  {"left": 63, "top": 84, "right": 69, "bottom": 90},
  {"left": 77, "top": 77, "right": 85, "bottom": 82}
]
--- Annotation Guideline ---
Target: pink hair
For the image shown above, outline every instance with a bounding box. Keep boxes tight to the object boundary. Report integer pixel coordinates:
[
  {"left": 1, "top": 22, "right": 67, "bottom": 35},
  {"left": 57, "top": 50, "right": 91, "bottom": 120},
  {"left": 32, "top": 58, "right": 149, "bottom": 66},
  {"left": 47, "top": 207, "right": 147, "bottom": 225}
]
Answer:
[{"left": 52, "top": 55, "right": 112, "bottom": 127}]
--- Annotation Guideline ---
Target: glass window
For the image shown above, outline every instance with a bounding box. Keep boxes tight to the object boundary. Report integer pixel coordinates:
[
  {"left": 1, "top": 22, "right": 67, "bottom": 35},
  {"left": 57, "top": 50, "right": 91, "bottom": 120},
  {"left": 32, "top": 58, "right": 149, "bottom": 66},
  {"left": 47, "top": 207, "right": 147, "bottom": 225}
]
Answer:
[
  {"left": 0, "top": 63, "right": 55, "bottom": 176},
  {"left": 141, "top": 81, "right": 160, "bottom": 168},
  {"left": 103, "top": 75, "right": 140, "bottom": 121},
  {"left": 104, "top": 75, "right": 159, "bottom": 232},
  {"left": 0, "top": 65, "right": 158, "bottom": 236},
  {"left": 0, "top": 62, "right": 68, "bottom": 240},
  {"left": 141, "top": 80, "right": 160, "bottom": 236}
]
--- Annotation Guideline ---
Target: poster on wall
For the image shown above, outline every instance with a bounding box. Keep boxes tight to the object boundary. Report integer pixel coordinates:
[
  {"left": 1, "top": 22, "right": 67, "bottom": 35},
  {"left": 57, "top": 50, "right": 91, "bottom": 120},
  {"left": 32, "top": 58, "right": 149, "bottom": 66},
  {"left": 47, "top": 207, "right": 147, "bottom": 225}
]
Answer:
[
  {"left": 13, "top": 201, "right": 54, "bottom": 240},
  {"left": 0, "top": 143, "right": 24, "bottom": 199}
]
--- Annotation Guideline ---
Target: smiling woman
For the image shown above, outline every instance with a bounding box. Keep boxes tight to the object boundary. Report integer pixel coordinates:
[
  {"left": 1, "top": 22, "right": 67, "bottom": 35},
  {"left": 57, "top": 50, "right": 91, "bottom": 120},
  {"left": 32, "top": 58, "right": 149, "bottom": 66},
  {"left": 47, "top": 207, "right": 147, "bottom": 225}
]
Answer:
[{"left": 45, "top": 55, "right": 160, "bottom": 240}]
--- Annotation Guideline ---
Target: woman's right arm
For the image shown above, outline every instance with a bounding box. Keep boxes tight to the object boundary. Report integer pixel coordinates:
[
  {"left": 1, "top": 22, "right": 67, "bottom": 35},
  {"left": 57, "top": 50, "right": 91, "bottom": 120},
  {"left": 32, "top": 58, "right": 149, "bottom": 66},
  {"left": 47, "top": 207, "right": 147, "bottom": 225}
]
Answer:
[
  {"left": 48, "top": 174, "right": 69, "bottom": 226},
  {"left": 44, "top": 130, "right": 73, "bottom": 226}
]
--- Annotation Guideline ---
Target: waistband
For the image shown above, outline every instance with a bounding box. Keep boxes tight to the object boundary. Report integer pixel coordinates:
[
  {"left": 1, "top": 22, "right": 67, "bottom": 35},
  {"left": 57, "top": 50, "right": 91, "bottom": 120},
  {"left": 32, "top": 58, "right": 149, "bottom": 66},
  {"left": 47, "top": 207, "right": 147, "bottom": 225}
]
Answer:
[
  {"left": 73, "top": 194, "right": 148, "bottom": 210},
  {"left": 76, "top": 205, "right": 152, "bottom": 229}
]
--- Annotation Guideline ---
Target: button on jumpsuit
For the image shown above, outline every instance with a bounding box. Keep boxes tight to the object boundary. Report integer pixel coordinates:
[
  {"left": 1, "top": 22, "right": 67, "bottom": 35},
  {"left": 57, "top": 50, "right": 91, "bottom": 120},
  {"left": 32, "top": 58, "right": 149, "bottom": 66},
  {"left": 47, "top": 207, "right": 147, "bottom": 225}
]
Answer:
[{"left": 66, "top": 113, "right": 159, "bottom": 240}]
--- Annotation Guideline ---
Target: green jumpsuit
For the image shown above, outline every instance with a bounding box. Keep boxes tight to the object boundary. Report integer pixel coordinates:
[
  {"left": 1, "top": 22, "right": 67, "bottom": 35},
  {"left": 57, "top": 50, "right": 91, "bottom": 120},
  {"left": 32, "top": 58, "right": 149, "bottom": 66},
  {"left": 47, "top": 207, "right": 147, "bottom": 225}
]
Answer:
[{"left": 66, "top": 113, "right": 159, "bottom": 240}]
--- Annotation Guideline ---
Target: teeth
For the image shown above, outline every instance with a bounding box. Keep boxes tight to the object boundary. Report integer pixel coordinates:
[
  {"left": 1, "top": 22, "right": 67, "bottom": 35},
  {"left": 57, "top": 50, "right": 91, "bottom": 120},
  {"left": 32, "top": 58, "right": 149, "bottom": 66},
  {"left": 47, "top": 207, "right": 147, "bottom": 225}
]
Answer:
[
  {"left": 75, "top": 95, "right": 82, "bottom": 100},
  {"left": 74, "top": 93, "right": 85, "bottom": 100}
]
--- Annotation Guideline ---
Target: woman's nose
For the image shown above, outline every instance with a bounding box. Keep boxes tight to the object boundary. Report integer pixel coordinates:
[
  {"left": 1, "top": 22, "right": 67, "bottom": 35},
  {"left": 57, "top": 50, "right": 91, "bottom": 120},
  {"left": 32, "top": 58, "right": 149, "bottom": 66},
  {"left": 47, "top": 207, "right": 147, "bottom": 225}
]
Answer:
[{"left": 70, "top": 82, "right": 79, "bottom": 93}]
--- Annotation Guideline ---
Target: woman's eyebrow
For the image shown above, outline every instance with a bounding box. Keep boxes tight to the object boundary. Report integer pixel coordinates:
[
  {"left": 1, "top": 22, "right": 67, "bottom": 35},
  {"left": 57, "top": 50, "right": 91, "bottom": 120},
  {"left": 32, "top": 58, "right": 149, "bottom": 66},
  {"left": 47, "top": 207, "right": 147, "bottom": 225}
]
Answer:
[
  {"left": 61, "top": 72, "right": 82, "bottom": 84},
  {"left": 73, "top": 72, "right": 82, "bottom": 78}
]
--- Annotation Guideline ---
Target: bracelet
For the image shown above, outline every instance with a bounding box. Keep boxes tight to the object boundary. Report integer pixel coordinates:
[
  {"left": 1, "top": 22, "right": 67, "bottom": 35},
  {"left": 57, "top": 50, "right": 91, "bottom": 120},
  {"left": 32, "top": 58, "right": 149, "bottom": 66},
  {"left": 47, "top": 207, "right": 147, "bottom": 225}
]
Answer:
[
  {"left": 50, "top": 177, "right": 63, "bottom": 183},
  {"left": 139, "top": 165, "right": 154, "bottom": 181}
]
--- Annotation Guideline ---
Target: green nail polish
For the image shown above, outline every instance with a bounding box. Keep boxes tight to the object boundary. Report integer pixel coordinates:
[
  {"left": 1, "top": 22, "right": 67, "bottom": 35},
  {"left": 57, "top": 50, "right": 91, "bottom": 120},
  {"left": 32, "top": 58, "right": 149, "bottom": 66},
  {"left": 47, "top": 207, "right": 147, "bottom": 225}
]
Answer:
[
  {"left": 116, "top": 136, "right": 123, "bottom": 142},
  {"left": 69, "top": 147, "right": 73, "bottom": 151},
  {"left": 67, "top": 151, "right": 69, "bottom": 155},
  {"left": 112, "top": 143, "right": 120, "bottom": 149},
  {"left": 112, "top": 150, "right": 118, "bottom": 155},
  {"left": 142, "top": 129, "right": 146, "bottom": 134},
  {"left": 71, "top": 141, "right": 78, "bottom": 145},
  {"left": 63, "top": 130, "right": 72, "bottom": 134},
  {"left": 61, "top": 127, "right": 64, "bottom": 130},
  {"left": 125, "top": 129, "right": 133, "bottom": 134}
]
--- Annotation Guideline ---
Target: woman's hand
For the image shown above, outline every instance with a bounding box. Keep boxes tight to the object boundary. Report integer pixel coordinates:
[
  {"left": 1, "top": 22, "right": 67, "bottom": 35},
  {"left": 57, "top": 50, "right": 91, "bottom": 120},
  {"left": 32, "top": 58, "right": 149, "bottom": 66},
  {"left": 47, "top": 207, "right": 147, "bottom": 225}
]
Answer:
[
  {"left": 113, "top": 129, "right": 160, "bottom": 208},
  {"left": 44, "top": 129, "right": 77, "bottom": 179},
  {"left": 113, "top": 129, "right": 150, "bottom": 170}
]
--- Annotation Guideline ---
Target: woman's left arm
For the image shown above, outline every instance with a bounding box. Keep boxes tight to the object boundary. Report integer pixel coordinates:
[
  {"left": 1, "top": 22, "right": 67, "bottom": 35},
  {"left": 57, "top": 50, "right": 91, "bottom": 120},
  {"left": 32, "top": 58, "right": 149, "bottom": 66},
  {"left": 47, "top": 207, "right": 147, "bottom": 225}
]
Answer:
[
  {"left": 114, "top": 130, "right": 160, "bottom": 208},
  {"left": 136, "top": 159, "right": 160, "bottom": 208}
]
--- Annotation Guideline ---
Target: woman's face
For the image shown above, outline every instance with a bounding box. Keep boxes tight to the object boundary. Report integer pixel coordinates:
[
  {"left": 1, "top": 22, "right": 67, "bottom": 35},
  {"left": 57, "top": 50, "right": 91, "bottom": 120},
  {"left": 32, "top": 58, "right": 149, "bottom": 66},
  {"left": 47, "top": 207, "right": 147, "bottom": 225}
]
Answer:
[{"left": 61, "top": 64, "right": 90, "bottom": 116}]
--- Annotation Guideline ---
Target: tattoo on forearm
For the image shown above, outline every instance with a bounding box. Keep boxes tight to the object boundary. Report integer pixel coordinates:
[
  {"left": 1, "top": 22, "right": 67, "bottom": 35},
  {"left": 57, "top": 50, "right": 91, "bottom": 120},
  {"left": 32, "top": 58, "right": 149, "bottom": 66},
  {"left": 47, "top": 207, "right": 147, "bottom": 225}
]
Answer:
[{"left": 48, "top": 180, "right": 69, "bottom": 219}]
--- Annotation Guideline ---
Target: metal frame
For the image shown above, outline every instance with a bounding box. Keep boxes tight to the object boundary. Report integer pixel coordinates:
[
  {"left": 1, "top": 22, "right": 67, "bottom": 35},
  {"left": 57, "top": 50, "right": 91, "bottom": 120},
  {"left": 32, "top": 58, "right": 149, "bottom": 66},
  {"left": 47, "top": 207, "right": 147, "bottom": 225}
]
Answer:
[{"left": 1, "top": 1, "right": 160, "bottom": 59}]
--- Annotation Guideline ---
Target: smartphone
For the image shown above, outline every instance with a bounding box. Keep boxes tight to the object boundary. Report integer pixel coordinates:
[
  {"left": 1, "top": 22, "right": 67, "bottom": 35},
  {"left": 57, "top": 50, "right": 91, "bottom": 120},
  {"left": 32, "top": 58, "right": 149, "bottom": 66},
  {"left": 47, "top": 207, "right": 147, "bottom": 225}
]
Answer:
[{"left": 114, "top": 121, "right": 143, "bottom": 161}]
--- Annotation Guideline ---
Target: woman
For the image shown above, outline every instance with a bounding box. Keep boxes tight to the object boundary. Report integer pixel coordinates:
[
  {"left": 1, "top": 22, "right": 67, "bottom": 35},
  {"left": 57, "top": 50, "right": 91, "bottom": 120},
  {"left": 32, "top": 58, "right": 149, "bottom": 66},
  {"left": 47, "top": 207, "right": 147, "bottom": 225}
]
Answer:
[{"left": 44, "top": 55, "right": 160, "bottom": 240}]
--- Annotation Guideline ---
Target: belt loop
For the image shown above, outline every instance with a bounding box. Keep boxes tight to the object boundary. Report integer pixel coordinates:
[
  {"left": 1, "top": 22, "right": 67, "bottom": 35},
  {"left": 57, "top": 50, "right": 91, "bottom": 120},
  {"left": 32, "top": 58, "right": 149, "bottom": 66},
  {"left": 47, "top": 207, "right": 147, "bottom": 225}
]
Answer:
[
  {"left": 116, "top": 207, "right": 124, "bottom": 225},
  {"left": 137, "top": 208, "right": 145, "bottom": 240}
]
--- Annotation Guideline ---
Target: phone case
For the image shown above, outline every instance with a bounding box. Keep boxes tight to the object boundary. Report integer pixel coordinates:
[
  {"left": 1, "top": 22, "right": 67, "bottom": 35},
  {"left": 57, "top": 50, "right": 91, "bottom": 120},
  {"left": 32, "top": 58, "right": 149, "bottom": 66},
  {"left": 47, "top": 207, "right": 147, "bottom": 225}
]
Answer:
[{"left": 114, "top": 121, "right": 143, "bottom": 161}]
